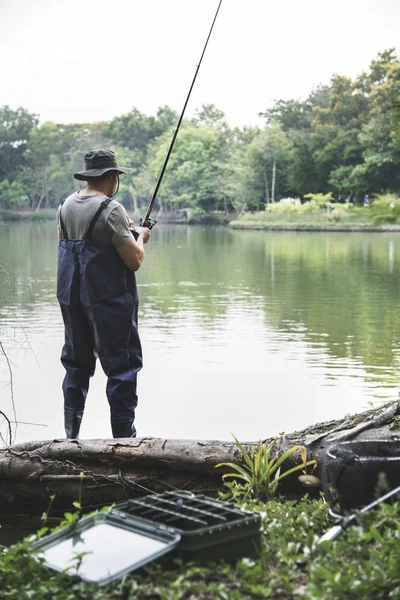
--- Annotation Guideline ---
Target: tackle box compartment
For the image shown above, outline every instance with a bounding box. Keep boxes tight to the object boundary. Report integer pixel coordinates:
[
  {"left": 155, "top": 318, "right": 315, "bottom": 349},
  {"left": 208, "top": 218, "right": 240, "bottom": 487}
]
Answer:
[{"left": 114, "top": 491, "right": 262, "bottom": 562}]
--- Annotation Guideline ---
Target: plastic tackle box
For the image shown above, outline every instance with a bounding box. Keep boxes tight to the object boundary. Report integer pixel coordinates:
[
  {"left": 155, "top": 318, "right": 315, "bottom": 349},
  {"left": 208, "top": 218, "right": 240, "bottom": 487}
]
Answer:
[{"left": 32, "top": 491, "right": 262, "bottom": 585}]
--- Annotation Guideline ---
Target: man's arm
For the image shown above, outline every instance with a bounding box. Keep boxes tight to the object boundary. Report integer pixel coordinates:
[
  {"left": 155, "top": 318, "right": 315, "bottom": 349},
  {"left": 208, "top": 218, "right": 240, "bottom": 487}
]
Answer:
[{"left": 116, "top": 227, "right": 150, "bottom": 271}]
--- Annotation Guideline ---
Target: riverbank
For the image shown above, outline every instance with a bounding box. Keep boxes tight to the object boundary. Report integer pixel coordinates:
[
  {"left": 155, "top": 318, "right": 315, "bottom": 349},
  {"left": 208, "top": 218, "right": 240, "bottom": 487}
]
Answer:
[
  {"left": 229, "top": 207, "right": 400, "bottom": 232},
  {"left": 1, "top": 401, "right": 399, "bottom": 598},
  {"left": 2, "top": 495, "right": 399, "bottom": 598},
  {"left": 0, "top": 208, "right": 231, "bottom": 226},
  {"left": 2, "top": 206, "right": 400, "bottom": 233},
  {"left": 0, "top": 209, "right": 56, "bottom": 222}
]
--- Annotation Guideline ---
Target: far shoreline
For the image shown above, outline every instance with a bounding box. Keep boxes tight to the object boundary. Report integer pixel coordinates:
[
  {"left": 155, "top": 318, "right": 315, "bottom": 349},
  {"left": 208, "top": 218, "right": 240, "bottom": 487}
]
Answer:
[
  {"left": 229, "top": 222, "right": 400, "bottom": 232},
  {"left": 2, "top": 208, "right": 400, "bottom": 233}
]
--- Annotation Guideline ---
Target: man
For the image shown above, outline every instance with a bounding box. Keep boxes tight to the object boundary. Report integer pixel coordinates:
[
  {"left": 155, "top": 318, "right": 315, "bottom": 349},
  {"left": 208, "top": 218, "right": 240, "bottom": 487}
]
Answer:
[{"left": 57, "top": 149, "right": 150, "bottom": 439}]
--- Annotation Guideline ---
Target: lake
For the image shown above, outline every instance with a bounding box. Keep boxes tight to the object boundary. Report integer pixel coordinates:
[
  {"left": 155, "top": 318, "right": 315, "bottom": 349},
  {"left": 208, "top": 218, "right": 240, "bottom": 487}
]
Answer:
[{"left": 1, "top": 221, "right": 400, "bottom": 444}]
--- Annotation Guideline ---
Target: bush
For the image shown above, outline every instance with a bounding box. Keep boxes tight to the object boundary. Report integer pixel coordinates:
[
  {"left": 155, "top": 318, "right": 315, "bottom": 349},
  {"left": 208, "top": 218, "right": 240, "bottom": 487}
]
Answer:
[
  {"left": 3, "top": 498, "right": 400, "bottom": 599},
  {"left": 370, "top": 194, "right": 400, "bottom": 225},
  {"left": 0, "top": 209, "right": 22, "bottom": 221},
  {"left": 327, "top": 205, "right": 351, "bottom": 221},
  {"left": 303, "top": 193, "right": 334, "bottom": 208},
  {"left": 28, "top": 211, "right": 56, "bottom": 221}
]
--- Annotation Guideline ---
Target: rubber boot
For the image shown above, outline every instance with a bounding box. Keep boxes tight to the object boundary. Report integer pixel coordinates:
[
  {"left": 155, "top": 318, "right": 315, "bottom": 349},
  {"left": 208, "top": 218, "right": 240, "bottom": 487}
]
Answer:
[
  {"left": 65, "top": 411, "right": 84, "bottom": 439},
  {"left": 111, "top": 420, "right": 137, "bottom": 438}
]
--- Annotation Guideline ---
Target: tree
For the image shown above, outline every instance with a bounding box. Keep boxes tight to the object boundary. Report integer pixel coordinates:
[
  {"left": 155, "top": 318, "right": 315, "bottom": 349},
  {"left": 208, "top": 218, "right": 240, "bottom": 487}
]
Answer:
[
  {"left": 192, "top": 103, "right": 230, "bottom": 135},
  {"left": 286, "top": 130, "right": 323, "bottom": 197},
  {"left": 313, "top": 50, "right": 400, "bottom": 200},
  {"left": 261, "top": 86, "right": 331, "bottom": 198},
  {"left": 355, "top": 51, "right": 400, "bottom": 195},
  {"left": 223, "top": 127, "right": 258, "bottom": 215},
  {"left": 246, "top": 124, "right": 291, "bottom": 206},
  {"left": 261, "top": 85, "right": 331, "bottom": 132},
  {"left": 0, "top": 180, "right": 27, "bottom": 210},
  {"left": 0, "top": 106, "right": 38, "bottom": 181},
  {"left": 146, "top": 123, "right": 227, "bottom": 213},
  {"left": 105, "top": 106, "right": 178, "bottom": 175},
  {"left": 23, "top": 122, "right": 69, "bottom": 210}
]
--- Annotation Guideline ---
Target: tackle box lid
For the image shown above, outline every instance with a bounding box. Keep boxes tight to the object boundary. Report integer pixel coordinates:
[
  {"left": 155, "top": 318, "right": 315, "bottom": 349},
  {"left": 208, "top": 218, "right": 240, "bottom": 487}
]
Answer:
[{"left": 32, "top": 511, "right": 181, "bottom": 586}]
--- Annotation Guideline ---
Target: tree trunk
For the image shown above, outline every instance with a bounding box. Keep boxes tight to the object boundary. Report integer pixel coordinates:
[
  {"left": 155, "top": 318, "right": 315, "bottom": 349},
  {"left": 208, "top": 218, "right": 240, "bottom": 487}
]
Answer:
[
  {"left": 223, "top": 194, "right": 228, "bottom": 215},
  {"left": 0, "top": 402, "right": 398, "bottom": 515},
  {"left": 129, "top": 184, "right": 138, "bottom": 215},
  {"left": 264, "top": 170, "right": 270, "bottom": 204},
  {"left": 35, "top": 168, "right": 47, "bottom": 212},
  {"left": 34, "top": 190, "right": 45, "bottom": 212},
  {"left": 271, "top": 158, "right": 276, "bottom": 204}
]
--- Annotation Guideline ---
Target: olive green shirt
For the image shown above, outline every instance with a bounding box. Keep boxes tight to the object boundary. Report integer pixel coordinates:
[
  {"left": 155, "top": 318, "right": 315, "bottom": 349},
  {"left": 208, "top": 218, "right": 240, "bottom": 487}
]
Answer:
[{"left": 56, "top": 192, "right": 134, "bottom": 248}]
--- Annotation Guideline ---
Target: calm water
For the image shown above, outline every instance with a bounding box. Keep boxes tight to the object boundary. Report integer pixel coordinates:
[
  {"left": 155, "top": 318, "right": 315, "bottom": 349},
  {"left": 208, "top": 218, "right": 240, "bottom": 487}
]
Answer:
[{"left": 1, "top": 221, "right": 400, "bottom": 444}]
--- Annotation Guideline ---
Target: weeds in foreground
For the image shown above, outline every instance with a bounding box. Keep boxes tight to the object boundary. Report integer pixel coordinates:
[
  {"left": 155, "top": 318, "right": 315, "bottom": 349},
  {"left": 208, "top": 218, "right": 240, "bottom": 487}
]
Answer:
[
  {"left": 2, "top": 497, "right": 400, "bottom": 599},
  {"left": 216, "top": 436, "right": 316, "bottom": 501}
]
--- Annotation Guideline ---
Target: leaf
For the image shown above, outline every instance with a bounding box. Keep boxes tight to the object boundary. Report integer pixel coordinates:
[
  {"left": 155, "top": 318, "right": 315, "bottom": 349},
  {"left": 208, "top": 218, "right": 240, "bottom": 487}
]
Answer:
[
  {"left": 222, "top": 473, "right": 251, "bottom": 483},
  {"left": 301, "top": 446, "right": 307, "bottom": 467},
  {"left": 217, "top": 463, "right": 251, "bottom": 481},
  {"left": 232, "top": 434, "right": 254, "bottom": 470},
  {"left": 269, "top": 445, "right": 301, "bottom": 476}
]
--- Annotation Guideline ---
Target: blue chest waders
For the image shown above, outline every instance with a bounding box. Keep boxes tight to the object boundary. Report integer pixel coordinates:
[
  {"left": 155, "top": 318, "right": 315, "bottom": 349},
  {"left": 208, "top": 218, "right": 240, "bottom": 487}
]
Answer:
[{"left": 57, "top": 198, "right": 142, "bottom": 438}]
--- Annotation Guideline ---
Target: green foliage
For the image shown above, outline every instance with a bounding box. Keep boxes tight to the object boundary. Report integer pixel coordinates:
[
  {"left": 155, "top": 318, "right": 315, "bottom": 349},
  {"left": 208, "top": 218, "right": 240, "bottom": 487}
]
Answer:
[
  {"left": 0, "top": 179, "right": 27, "bottom": 209},
  {"left": 104, "top": 106, "right": 178, "bottom": 174},
  {"left": 0, "top": 208, "right": 22, "bottom": 221},
  {"left": 0, "top": 49, "right": 400, "bottom": 215},
  {"left": 370, "top": 193, "right": 400, "bottom": 225},
  {"left": 391, "top": 101, "right": 400, "bottom": 149},
  {"left": 147, "top": 123, "right": 227, "bottom": 212},
  {"left": 0, "top": 106, "right": 38, "bottom": 182},
  {"left": 3, "top": 497, "right": 400, "bottom": 598},
  {"left": 328, "top": 205, "right": 350, "bottom": 221},
  {"left": 310, "top": 501, "right": 400, "bottom": 599},
  {"left": 303, "top": 192, "right": 334, "bottom": 207},
  {"left": 216, "top": 436, "right": 316, "bottom": 501}
]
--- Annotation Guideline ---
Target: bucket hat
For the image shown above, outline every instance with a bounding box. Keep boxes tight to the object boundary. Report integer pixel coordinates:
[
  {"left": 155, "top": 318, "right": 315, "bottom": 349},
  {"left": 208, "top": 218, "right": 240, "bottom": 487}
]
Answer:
[{"left": 73, "top": 149, "right": 131, "bottom": 181}]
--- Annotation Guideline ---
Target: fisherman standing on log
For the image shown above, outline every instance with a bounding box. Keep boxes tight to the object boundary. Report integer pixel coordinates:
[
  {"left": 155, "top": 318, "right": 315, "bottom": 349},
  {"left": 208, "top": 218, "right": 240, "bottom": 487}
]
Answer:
[{"left": 56, "top": 149, "right": 150, "bottom": 440}]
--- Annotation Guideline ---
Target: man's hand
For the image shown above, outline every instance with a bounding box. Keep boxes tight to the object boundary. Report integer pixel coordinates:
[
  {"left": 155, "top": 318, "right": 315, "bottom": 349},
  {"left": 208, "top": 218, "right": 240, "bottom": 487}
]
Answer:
[{"left": 133, "top": 227, "right": 151, "bottom": 244}]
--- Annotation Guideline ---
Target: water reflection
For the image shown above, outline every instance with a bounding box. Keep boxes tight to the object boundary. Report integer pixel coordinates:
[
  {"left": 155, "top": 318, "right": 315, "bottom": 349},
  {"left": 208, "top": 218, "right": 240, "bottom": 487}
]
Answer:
[{"left": 1, "top": 222, "right": 400, "bottom": 443}]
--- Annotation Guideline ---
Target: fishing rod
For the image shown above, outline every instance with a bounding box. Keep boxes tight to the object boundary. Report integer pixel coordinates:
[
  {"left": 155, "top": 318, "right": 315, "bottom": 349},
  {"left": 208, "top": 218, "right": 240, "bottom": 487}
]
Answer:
[{"left": 140, "top": 0, "right": 223, "bottom": 230}]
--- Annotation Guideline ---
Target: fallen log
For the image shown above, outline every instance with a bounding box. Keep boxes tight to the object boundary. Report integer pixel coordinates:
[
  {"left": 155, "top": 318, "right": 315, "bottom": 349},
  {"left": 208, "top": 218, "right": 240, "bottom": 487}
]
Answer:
[{"left": 0, "top": 402, "right": 399, "bottom": 514}]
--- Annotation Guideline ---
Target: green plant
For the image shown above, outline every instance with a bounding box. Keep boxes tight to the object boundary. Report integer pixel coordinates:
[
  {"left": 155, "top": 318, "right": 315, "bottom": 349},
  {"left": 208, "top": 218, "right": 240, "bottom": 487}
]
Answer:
[
  {"left": 29, "top": 210, "right": 57, "bottom": 221},
  {"left": 0, "top": 208, "right": 22, "bottom": 221},
  {"left": 303, "top": 192, "right": 334, "bottom": 208},
  {"left": 370, "top": 194, "right": 400, "bottom": 226},
  {"left": 216, "top": 436, "right": 316, "bottom": 501}
]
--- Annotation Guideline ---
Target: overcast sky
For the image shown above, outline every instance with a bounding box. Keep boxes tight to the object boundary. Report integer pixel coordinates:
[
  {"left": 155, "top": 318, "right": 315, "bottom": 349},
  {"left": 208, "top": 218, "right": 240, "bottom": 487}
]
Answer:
[{"left": 1, "top": 0, "right": 399, "bottom": 128}]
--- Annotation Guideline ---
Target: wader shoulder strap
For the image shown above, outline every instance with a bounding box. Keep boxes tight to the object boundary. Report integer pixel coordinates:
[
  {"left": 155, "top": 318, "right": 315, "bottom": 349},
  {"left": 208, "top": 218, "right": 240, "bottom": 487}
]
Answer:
[
  {"left": 58, "top": 198, "right": 68, "bottom": 241},
  {"left": 84, "top": 197, "right": 113, "bottom": 241}
]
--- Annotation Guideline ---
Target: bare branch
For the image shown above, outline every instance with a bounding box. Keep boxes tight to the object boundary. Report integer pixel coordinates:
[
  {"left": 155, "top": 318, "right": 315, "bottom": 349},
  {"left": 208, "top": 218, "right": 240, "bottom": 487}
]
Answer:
[
  {"left": 0, "top": 410, "right": 12, "bottom": 446},
  {"left": 0, "top": 341, "right": 17, "bottom": 444}
]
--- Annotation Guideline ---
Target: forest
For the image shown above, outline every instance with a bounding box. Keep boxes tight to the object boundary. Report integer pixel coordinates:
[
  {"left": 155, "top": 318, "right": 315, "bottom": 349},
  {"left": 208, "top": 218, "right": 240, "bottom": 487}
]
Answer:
[{"left": 0, "top": 49, "right": 399, "bottom": 217}]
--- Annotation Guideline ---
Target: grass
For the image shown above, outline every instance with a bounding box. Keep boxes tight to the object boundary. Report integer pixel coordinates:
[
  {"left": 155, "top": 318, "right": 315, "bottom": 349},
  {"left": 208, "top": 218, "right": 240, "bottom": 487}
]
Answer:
[
  {"left": 230, "top": 204, "right": 400, "bottom": 231},
  {"left": 0, "top": 209, "right": 56, "bottom": 222},
  {"left": 0, "top": 209, "right": 22, "bottom": 221},
  {"left": 1, "top": 496, "right": 400, "bottom": 599},
  {"left": 27, "top": 210, "right": 56, "bottom": 221}
]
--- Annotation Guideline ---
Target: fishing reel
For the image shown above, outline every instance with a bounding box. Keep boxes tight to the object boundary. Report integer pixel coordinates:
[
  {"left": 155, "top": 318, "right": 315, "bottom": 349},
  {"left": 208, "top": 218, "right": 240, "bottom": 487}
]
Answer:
[
  {"left": 130, "top": 216, "right": 157, "bottom": 241},
  {"left": 140, "top": 216, "right": 157, "bottom": 230}
]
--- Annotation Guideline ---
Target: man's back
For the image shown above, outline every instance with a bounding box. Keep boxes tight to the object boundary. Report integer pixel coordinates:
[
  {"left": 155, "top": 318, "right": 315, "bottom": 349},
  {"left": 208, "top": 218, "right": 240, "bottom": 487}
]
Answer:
[{"left": 57, "top": 192, "right": 134, "bottom": 248}]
